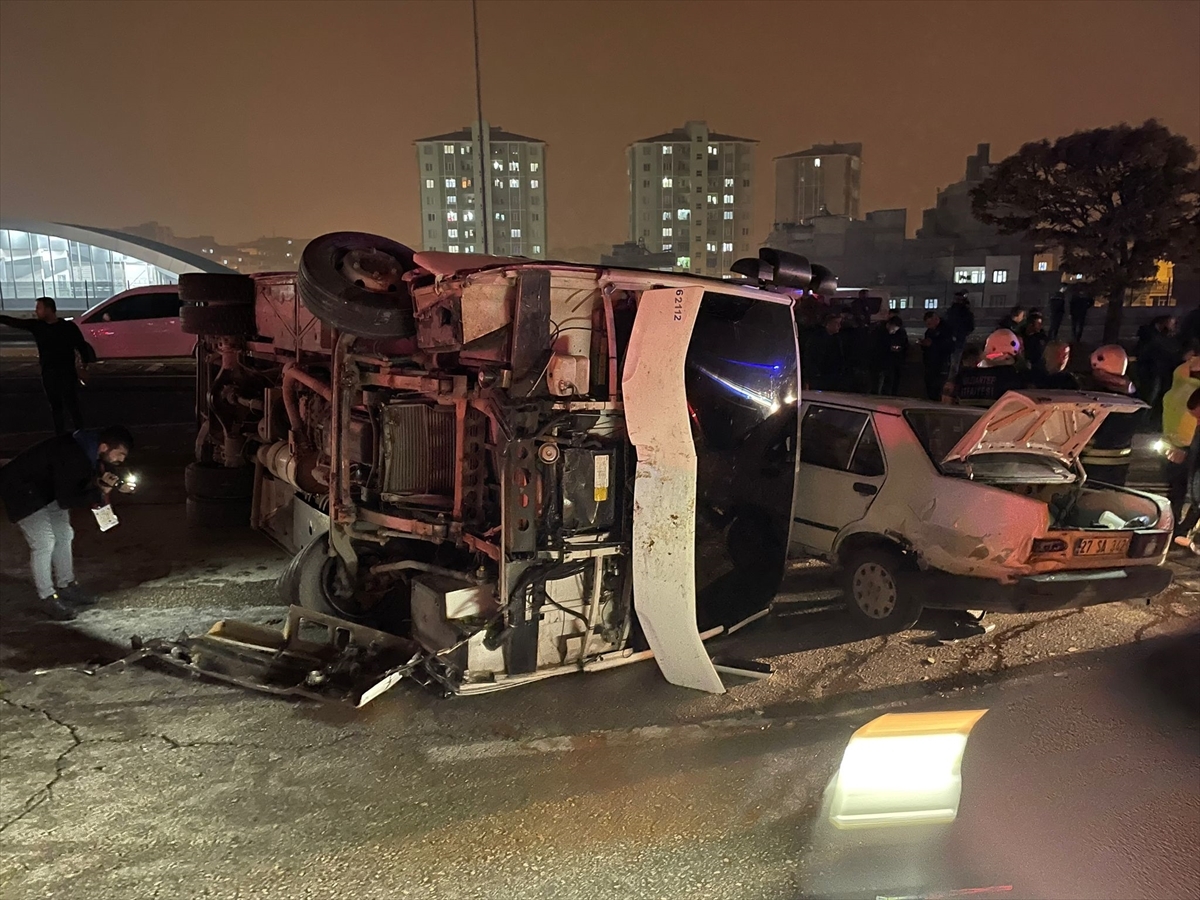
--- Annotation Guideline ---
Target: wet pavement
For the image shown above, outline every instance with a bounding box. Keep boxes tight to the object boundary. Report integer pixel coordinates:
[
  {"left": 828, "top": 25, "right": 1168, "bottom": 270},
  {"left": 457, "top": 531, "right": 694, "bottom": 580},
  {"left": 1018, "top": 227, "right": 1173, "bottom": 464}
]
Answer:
[
  {"left": 1, "top": 363, "right": 1197, "bottom": 899},
  {"left": 0, "top": 465, "right": 1196, "bottom": 899}
]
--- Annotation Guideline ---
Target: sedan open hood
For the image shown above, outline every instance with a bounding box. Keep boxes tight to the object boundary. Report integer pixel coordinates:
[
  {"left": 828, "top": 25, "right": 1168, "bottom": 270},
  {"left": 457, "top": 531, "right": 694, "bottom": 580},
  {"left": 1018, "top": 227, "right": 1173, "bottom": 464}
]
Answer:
[{"left": 942, "top": 390, "right": 1146, "bottom": 466}]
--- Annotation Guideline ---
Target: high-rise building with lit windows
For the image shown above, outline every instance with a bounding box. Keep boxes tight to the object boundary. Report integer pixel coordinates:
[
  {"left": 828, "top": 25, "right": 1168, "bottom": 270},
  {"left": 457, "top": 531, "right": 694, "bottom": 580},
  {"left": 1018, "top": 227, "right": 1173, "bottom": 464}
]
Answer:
[
  {"left": 774, "top": 142, "right": 862, "bottom": 223},
  {"left": 414, "top": 120, "right": 546, "bottom": 258},
  {"left": 626, "top": 120, "right": 756, "bottom": 278}
]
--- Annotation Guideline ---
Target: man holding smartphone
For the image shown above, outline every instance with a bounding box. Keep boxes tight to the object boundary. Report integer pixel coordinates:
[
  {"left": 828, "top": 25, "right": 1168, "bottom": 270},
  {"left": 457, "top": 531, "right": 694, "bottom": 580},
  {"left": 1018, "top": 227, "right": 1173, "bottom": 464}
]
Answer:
[{"left": 0, "top": 425, "right": 135, "bottom": 620}]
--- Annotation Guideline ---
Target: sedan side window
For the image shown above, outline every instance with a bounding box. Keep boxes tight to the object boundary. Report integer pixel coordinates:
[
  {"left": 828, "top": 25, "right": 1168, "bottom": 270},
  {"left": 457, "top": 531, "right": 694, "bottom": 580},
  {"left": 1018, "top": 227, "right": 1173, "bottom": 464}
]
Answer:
[
  {"left": 848, "top": 420, "right": 885, "bottom": 477},
  {"left": 800, "top": 406, "right": 868, "bottom": 471},
  {"left": 147, "top": 293, "right": 183, "bottom": 318},
  {"left": 100, "top": 296, "right": 155, "bottom": 321}
]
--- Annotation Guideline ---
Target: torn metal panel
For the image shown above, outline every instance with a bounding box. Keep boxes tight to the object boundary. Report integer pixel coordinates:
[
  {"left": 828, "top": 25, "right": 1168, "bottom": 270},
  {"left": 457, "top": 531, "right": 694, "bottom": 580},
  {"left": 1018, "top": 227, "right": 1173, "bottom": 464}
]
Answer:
[
  {"left": 623, "top": 285, "right": 725, "bottom": 695},
  {"left": 117, "top": 606, "right": 428, "bottom": 707}
]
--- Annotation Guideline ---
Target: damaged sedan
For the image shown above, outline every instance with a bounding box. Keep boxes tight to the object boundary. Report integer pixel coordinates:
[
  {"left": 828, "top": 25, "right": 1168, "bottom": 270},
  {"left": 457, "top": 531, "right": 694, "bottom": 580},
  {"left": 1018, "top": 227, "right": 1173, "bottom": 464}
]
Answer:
[{"left": 783, "top": 391, "right": 1174, "bottom": 632}]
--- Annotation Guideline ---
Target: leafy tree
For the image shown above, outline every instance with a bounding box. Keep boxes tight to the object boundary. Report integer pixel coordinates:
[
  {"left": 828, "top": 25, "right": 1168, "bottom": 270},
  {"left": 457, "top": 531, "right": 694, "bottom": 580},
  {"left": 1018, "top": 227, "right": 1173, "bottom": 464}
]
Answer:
[{"left": 971, "top": 120, "right": 1199, "bottom": 341}]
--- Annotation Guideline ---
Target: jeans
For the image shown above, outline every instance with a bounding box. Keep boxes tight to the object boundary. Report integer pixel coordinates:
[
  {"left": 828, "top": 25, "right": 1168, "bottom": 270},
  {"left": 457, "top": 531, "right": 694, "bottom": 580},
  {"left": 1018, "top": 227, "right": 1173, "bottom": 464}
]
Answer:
[{"left": 15, "top": 502, "right": 75, "bottom": 599}]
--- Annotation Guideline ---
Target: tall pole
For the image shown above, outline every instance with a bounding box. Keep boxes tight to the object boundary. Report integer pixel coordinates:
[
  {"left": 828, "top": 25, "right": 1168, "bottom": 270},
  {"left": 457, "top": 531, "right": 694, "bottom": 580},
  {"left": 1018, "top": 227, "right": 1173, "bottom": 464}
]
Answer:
[{"left": 472, "top": 0, "right": 490, "bottom": 254}]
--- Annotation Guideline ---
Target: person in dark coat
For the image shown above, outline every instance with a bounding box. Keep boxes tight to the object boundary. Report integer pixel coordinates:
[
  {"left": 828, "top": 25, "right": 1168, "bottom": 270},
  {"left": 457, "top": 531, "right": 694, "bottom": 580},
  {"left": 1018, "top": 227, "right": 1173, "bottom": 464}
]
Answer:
[
  {"left": 944, "top": 292, "right": 975, "bottom": 375},
  {"left": 996, "top": 304, "right": 1026, "bottom": 333},
  {"left": 1069, "top": 290, "right": 1093, "bottom": 343},
  {"left": 1023, "top": 312, "right": 1049, "bottom": 375},
  {"left": 920, "top": 310, "right": 954, "bottom": 401},
  {"left": 802, "top": 313, "right": 850, "bottom": 392},
  {"left": 0, "top": 297, "right": 96, "bottom": 434},
  {"left": 1079, "top": 345, "right": 1138, "bottom": 486},
  {"left": 1134, "top": 315, "right": 1182, "bottom": 427},
  {"left": 0, "top": 425, "right": 134, "bottom": 619},
  {"left": 1047, "top": 290, "right": 1066, "bottom": 340}
]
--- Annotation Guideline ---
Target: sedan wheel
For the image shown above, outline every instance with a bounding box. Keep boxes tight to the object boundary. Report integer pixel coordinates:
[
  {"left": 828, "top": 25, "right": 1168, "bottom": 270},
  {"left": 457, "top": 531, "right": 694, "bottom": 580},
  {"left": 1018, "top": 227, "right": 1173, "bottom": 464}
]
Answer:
[{"left": 841, "top": 545, "right": 922, "bottom": 634}]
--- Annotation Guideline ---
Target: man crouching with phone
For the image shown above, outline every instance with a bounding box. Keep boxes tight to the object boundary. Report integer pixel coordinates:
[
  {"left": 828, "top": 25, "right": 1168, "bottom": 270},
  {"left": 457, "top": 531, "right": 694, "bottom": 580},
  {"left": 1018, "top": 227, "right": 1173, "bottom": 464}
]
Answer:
[{"left": 0, "top": 425, "right": 135, "bottom": 620}]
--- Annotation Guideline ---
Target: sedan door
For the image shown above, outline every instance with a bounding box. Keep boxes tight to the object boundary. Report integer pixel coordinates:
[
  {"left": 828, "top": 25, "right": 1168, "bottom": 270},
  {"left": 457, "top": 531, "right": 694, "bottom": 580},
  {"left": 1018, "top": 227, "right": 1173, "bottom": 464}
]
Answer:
[
  {"left": 790, "top": 404, "right": 887, "bottom": 555},
  {"left": 141, "top": 292, "right": 193, "bottom": 356}
]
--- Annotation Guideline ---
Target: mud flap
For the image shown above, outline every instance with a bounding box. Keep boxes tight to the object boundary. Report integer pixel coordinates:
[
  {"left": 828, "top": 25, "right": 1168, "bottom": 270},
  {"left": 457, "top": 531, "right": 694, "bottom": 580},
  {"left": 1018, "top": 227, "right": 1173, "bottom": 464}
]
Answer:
[{"left": 622, "top": 286, "right": 725, "bottom": 694}]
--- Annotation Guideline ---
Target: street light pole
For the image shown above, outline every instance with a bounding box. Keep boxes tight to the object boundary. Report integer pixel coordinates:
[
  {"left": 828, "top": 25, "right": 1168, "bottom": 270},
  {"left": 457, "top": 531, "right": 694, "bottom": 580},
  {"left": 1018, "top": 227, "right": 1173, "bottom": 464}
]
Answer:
[{"left": 472, "top": 0, "right": 490, "bottom": 255}]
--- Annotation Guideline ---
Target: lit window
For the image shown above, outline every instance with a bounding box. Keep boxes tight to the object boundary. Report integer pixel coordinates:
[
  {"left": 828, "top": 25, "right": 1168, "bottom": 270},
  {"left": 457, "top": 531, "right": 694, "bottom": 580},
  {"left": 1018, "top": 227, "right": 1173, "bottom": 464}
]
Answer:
[
  {"left": 925, "top": 298, "right": 938, "bottom": 309},
  {"left": 463, "top": 229, "right": 474, "bottom": 238},
  {"left": 509, "top": 161, "right": 519, "bottom": 172},
  {"left": 723, "top": 194, "right": 734, "bottom": 203},
  {"left": 708, "top": 145, "right": 718, "bottom": 155},
  {"left": 707, "top": 193, "right": 718, "bottom": 204},
  {"left": 507, "top": 178, "right": 518, "bottom": 188},
  {"left": 813, "top": 158, "right": 822, "bottom": 167},
  {"left": 494, "top": 212, "right": 506, "bottom": 221},
  {"left": 425, "top": 179, "right": 435, "bottom": 189},
  {"left": 953, "top": 266, "right": 986, "bottom": 284},
  {"left": 662, "top": 146, "right": 672, "bottom": 155},
  {"left": 992, "top": 269, "right": 1008, "bottom": 283},
  {"left": 889, "top": 298, "right": 898, "bottom": 310},
  {"left": 676, "top": 256, "right": 691, "bottom": 267},
  {"left": 1037, "top": 261, "right": 1048, "bottom": 272},
  {"left": 530, "top": 162, "right": 540, "bottom": 172},
  {"left": 723, "top": 211, "right": 733, "bottom": 220},
  {"left": 461, "top": 177, "right": 472, "bottom": 188},
  {"left": 706, "top": 242, "right": 716, "bottom": 251},
  {"left": 663, "top": 227, "right": 673, "bottom": 237},
  {"left": 662, "top": 176, "right": 673, "bottom": 188},
  {"left": 447, "top": 195, "right": 457, "bottom": 205},
  {"left": 530, "top": 179, "right": 539, "bottom": 189},
  {"left": 443, "top": 144, "right": 454, "bottom": 154},
  {"left": 662, "top": 243, "right": 673, "bottom": 251},
  {"left": 724, "top": 178, "right": 734, "bottom": 187},
  {"left": 448, "top": 228, "right": 459, "bottom": 238},
  {"left": 460, "top": 146, "right": 469, "bottom": 155},
  {"left": 721, "top": 242, "right": 733, "bottom": 252},
  {"left": 446, "top": 211, "right": 458, "bottom": 222},
  {"left": 493, "top": 160, "right": 503, "bottom": 171},
  {"left": 494, "top": 178, "right": 503, "bottom": 188},
  {"left": 661, "top": 211, "right": 672, "bottom": 221},
  {"left": 463, "top": 210, "right": 475, "bottom": 222},
  {"left": 444, "top": 178, "right": 456, "bottom": 188},
  {"left": 511, "top": 228, "right": 521, "bottom": 238},
  {"left": 677, "top": 208, "right": 690, "bottom": 220},
  {"left": 448, "top": 245, "right": 460, "bottom": 252},
  {"left": 466, "top": 245, "right": 475, "bottom": 253},
  {"left": 533, "top": 245, "right": 541, "bottom": 253}
]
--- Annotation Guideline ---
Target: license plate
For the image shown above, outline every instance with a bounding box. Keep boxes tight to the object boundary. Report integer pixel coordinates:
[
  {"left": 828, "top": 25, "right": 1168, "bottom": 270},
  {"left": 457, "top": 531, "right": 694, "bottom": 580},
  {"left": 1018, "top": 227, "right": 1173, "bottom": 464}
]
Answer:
[{"left": 1075, "top": 536, "right": 1130, "bottom": 557}]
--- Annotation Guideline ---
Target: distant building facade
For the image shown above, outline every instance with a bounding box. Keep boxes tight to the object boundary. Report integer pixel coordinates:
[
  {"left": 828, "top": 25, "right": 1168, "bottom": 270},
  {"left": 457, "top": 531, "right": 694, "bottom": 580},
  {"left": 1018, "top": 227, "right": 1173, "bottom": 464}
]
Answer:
[
  {"left": 774, "top": 142, "right": 862, "bottom": 223},
  {"left": 627, "top": 120, "right": 756, "bottom": 278},
  {"left": 120, "top": 222, "right": 306, "bottom": 274},
  {"left": 415, "top": 120, "right": 546, "bottom": 259}
]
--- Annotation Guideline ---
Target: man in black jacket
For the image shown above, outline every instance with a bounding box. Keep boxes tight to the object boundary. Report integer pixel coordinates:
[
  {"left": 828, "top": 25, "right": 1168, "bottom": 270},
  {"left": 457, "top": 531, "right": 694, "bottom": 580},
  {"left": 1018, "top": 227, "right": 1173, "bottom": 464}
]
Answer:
[
  {"left": 0, "top": 425, "right": 134, "bottom": 620},
  {"left": 944, "top": 292, "right": 975, "bottom": 375},
  {"left": 0, "top": 297, "right": 96, "bottom": 434}
]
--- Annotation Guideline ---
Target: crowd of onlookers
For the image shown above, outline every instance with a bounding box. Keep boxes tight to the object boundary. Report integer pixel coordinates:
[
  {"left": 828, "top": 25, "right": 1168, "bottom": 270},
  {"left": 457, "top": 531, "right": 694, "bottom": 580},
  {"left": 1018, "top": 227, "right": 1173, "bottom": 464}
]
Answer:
[{"left": 795, "top": 289, "right": 1200, "bottom": 551}]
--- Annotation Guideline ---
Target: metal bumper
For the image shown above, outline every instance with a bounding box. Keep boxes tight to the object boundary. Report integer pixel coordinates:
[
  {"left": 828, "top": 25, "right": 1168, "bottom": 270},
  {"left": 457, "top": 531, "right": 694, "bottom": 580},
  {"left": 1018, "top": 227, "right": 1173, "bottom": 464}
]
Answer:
[{"left": 922, "top": 564, "right": 1174, "bottom": 613}]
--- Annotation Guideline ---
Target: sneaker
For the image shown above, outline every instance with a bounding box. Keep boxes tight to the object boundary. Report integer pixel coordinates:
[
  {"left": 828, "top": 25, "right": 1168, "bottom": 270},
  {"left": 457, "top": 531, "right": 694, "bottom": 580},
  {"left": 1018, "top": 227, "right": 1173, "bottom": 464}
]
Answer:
[
  {"left": 59, "top": 583, "right": 99, "bottom": 608},
  {"left": 42, "top": 593, "right": 77, "bottom": 622}
]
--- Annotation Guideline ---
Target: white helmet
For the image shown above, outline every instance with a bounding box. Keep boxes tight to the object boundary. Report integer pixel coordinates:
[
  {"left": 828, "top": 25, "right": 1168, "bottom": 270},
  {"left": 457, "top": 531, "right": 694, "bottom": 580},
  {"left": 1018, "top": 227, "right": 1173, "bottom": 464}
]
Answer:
[
  {"left": 984, "top": 328, "right": 1022, "bottom": 360},
  {"left": 1090, "top": 344, "right": 1128, "bottom": 377}
]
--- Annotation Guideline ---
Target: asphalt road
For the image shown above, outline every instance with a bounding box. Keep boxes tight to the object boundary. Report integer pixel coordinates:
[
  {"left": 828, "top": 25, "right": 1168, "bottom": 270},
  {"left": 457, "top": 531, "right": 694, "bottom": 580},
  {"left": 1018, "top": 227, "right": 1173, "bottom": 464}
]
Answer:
[
  {"left": 0, "top": 469, "right": 1197, "bottom": 900},
  {"left": 1, "top": 356, "right": 1196, "bottom": 899}
]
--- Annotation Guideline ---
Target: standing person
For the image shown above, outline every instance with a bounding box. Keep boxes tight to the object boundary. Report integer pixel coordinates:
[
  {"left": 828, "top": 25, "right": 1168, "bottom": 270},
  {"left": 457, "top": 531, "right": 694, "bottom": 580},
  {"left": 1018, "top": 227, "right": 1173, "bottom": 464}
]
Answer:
[
  {"left": 0, "top": 297, "right": 96, "bottom": 434},
  {"left": 1023, "top": 312, "right": 1049, "bottom": 375},
  {"left": 1135, "top": 315, "right": 1181, "bottom": 427},
  {"left": 942, "top": 345, "right": 982, "bottom": 403},
  {"left": 0, "top": 425, "right": 135, "bottom": 620},
  {"left": 1079, "top": 345, "right": 1138, "bottom": 486},
  {"left": 869, "top": 315, "right": 908, "bottom": 395},
  {"left": 1175, "top": 388, "right": 1200, "bottom": 554},
  {"left": 1048, "top": 290, "right": 1066, "bottom": 340},
  {"left": 802, "top": 313, "right": 850, "bottom": 392},
  {"left": 944, "top": 291, "right": 975, "bottom": 375},
  {"left": 1069, "top": 290, "right": 1093, "bottom": 344},
  {"left": 1161, "top": 351, "right": 1200, "bottom": 537},
  {"left": 948, "top": 329, "right": 1029, "bottom": 407},
  {"left": 920, "top": 310, "right": 954, "bottom": 401},
  {"left": 1035, "top": 341, "right": 1079, "bottom": 389},
  {"left": 996, "top": 305, "right": 1026, "bottom": 333}
]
